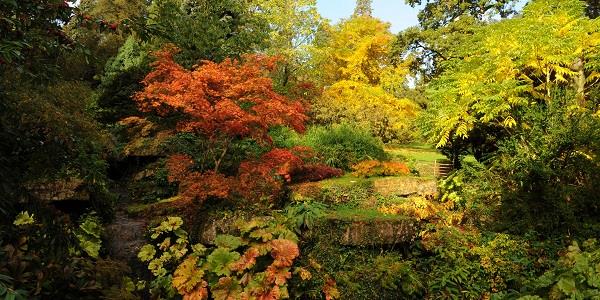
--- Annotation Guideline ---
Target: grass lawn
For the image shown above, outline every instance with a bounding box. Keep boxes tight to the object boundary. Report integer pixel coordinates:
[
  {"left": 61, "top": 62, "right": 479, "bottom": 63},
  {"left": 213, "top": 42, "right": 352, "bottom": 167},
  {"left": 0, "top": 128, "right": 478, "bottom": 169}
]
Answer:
[{"left": 385, "top": 146, "right": 446, "bottom": 162}]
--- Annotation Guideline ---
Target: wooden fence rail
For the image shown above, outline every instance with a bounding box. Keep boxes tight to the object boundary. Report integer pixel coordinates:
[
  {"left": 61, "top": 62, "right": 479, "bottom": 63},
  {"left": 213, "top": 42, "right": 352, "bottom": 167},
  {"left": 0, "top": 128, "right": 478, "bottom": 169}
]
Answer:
[
  {"left": 414, "top": 160, "right": 454, "bottom": 178},
  {"left": 434, "top": 160, "right": 454, "bottom": 178}
]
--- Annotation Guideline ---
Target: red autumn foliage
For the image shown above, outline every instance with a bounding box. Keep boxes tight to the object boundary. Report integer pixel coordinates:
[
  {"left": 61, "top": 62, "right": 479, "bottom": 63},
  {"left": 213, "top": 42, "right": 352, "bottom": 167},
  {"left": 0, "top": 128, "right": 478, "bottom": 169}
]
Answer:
[
  {"left": 269, "top": 239, "right": 300, "bottom": 268},
  {"left": 290, "top": 164, "right": 344, "bottom": 183},
  {"left": 237, "top": 148, "right": 304, "bottom": 203},
  {"left": 236, "top": 147, "right": 343, "bottom": 203},
  {"left": 265, "top": 265, "right": 292, "bottom": 286},
  {"left": 230, "top": 247, "right": 261, "bottom": 272},
  {"left": 137, "top": 47, "right": 316, "bottom": 206},
  {"left": 179, "top": 171, "right": 233, "bottom": 204},
  {"left": 288, "top": 145, "right": 317, "bottom": 161},
  {"left": 166, "top": 154, "right": 195, "bottom": 183},
  {"left": 255, "top": 239, "right": 299, "bottom": 296},
  {"left": 134, "top": 47, "right": 307, "bottom": 142},
  {"left": 167, "top": 148, "right": 344, "bottom": 205},
  {"left": 167, "top": 154, "right": 233, "bottom": 203}
]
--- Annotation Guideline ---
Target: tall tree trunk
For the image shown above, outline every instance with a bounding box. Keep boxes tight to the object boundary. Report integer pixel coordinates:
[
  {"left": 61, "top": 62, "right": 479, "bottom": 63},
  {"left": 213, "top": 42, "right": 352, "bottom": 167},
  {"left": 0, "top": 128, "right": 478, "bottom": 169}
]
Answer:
[{"left": 573, "top": 57, "right": 586, "bottom": 106}]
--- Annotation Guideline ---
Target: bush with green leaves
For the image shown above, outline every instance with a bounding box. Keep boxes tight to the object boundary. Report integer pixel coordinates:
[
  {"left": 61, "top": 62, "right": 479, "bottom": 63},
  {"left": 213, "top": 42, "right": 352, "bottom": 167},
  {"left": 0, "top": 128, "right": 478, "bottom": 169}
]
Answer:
[
  {"left": 414, "top": 226, "right": 541, "bottom": 299},
  {"left": 270, "top": 123, "right": 387, "bottom": 170},
  {"left": 0, "top": 211, "right": 132, "bottom": 299},
  {"left": 299, "top": 123, "right": 387, "bottom": 170},
  {"left": 493, "top": 101, "right": 600, "bottom": 235},
  {"left": 269, "top": 126, "right": 301, "bottom": 149},
  {"left": 290, "top": 241, "right": 423, "bottom": 299},
  {"left": 285, "top": 201, "right": 327, "bottom": 234},
  {"left": 437, "top": 96, "right": 600, "bottom": 235},
  {"left": 438, "top": 155, "right": 500, "bottom": 226},
  {"left": 517, "top": 239, "right": 600, "bottom": 299}
]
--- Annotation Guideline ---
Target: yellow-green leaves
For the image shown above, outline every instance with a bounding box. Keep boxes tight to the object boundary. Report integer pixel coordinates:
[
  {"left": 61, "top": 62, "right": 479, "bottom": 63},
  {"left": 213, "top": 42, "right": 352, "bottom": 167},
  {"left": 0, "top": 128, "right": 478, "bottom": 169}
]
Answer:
[
  {"left": 255, "top": 0, "right": 324, "bottom": 88},
  {"left": 315, "top": 16, "right": 394, "bottom": 85},
  {"left": 138, "top": 244, "right": 157, "bottom": 262},
  {"left": 207, "top": 249, "right": 241, "bottom": 277},
  {"left": 172, "top": 256, "right": 207, "bottom": 297},
  {"left": 140, "top": 216, "right": 192, "bottom": 277},
  {"left": 423, "top": 0, "right": 600, "bottom": 147},
  {"left": 317, "top": 81, "right": 419, "bottom": 142},
  {"left": 214, "top": 235, "right": 246, "bottom": 251},
  {"left": 74, "top": 213, "right": 103, "bottom": 258},
  {"left": 13, "top": 211, "right": 35, "bottom": 226},
  {"left": 140, "top": 216, "right": 300, "bottom": 299},
  {"left": 151, "top": 216, "right": 184, "bottom": 239}
]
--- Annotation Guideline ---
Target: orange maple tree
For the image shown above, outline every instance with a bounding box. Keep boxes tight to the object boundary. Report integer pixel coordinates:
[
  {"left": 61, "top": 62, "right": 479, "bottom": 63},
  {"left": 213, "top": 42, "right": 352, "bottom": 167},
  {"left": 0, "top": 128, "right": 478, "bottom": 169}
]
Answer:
[
  {"left": 134, "top": 47, "right": 313, "bottom": 204},
  {"left": 134, "top": 47, "right": 307, "bottom": 172}
]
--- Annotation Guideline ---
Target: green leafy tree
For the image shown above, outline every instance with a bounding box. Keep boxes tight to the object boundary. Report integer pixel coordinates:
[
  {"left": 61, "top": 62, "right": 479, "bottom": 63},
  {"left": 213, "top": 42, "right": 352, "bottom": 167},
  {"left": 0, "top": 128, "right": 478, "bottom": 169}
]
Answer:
[
  {"left": 63, "top": 0, "right": 148, "bottom": 80},
  {"left": 255, "top": 0, "right": 324, "bottom": 90},
  {"left": 146, "top": 0, "right": 269, "bottom": 65},
  {"left": 395, "top": 0, "right": 518, "bottom": 80},
  {"left": 406, "top": 0, "right": 517, "bottom": 29},
  {"left": 0, "top": 0, "right": 75, "bottom": 79}
]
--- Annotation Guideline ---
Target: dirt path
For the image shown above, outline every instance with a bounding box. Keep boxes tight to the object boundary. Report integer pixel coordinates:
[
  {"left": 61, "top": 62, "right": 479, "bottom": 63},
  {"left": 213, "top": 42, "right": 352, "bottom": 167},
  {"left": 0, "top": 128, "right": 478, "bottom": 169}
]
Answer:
[{"left": 104, "top": 184, "right": 148, "bottom": 265}]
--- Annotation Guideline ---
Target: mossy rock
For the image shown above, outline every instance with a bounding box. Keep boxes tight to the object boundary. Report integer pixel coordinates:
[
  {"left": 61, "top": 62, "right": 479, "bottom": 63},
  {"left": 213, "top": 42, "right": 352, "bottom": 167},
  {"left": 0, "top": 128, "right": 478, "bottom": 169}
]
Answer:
[
  {"left": 116, "top": 117, "right": 174, "bottom": 157},
  {"left": 290, "top": 176, "right": 375, "bottom": 206},
  {"left": 121, "top": 130, "right": 173, "bottom": 157},
  {"left": 25, "top": 177, "right": 90, "bottom": 202},
  {"left": 194, "top": 211, "right": 251, "bottom": 245},
  {"left": 338, "top": 219, "right": 417, "bottom": 246},
  {"left": 308, "top": 213, "right": 418, "bottom": 246}
]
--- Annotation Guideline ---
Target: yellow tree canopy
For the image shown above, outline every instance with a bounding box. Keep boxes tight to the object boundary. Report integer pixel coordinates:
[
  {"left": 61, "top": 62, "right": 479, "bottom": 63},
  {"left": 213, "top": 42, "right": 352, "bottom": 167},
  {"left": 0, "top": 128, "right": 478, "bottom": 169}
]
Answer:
[
  {"left": 312, "top": 16, "right": 420, "bottom": 142},
  {"left": 317, "top": 80, "right": 419, "bottom": 143},
  {"left": 315, "top": 16, "right": 394, "bottom": 85}
]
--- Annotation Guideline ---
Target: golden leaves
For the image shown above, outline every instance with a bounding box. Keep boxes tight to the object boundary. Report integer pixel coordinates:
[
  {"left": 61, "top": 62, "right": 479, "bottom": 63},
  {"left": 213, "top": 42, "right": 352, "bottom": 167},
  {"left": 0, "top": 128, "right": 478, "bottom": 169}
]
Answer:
[
  {"left": 351, "top": 160, "right": 411, "bottom": 178},
  {"left": 173, "top": 256, "right": 207, "bottom": 298},
  {"left": 317, "top": 81, "right": 419, "bottom": 142}
]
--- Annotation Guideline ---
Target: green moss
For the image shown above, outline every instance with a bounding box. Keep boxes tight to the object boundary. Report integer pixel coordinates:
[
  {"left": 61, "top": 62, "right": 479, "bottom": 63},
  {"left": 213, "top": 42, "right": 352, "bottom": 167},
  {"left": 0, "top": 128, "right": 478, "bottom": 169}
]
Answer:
[
  {"left": 375, "top": 194, "right": 410, "bottom": 206},
  {"left": 319, "top": 175, "right": 374, "bottom": 187},
  {"left": 125, "top": 196, "right": 180, "bottom": 216}
]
